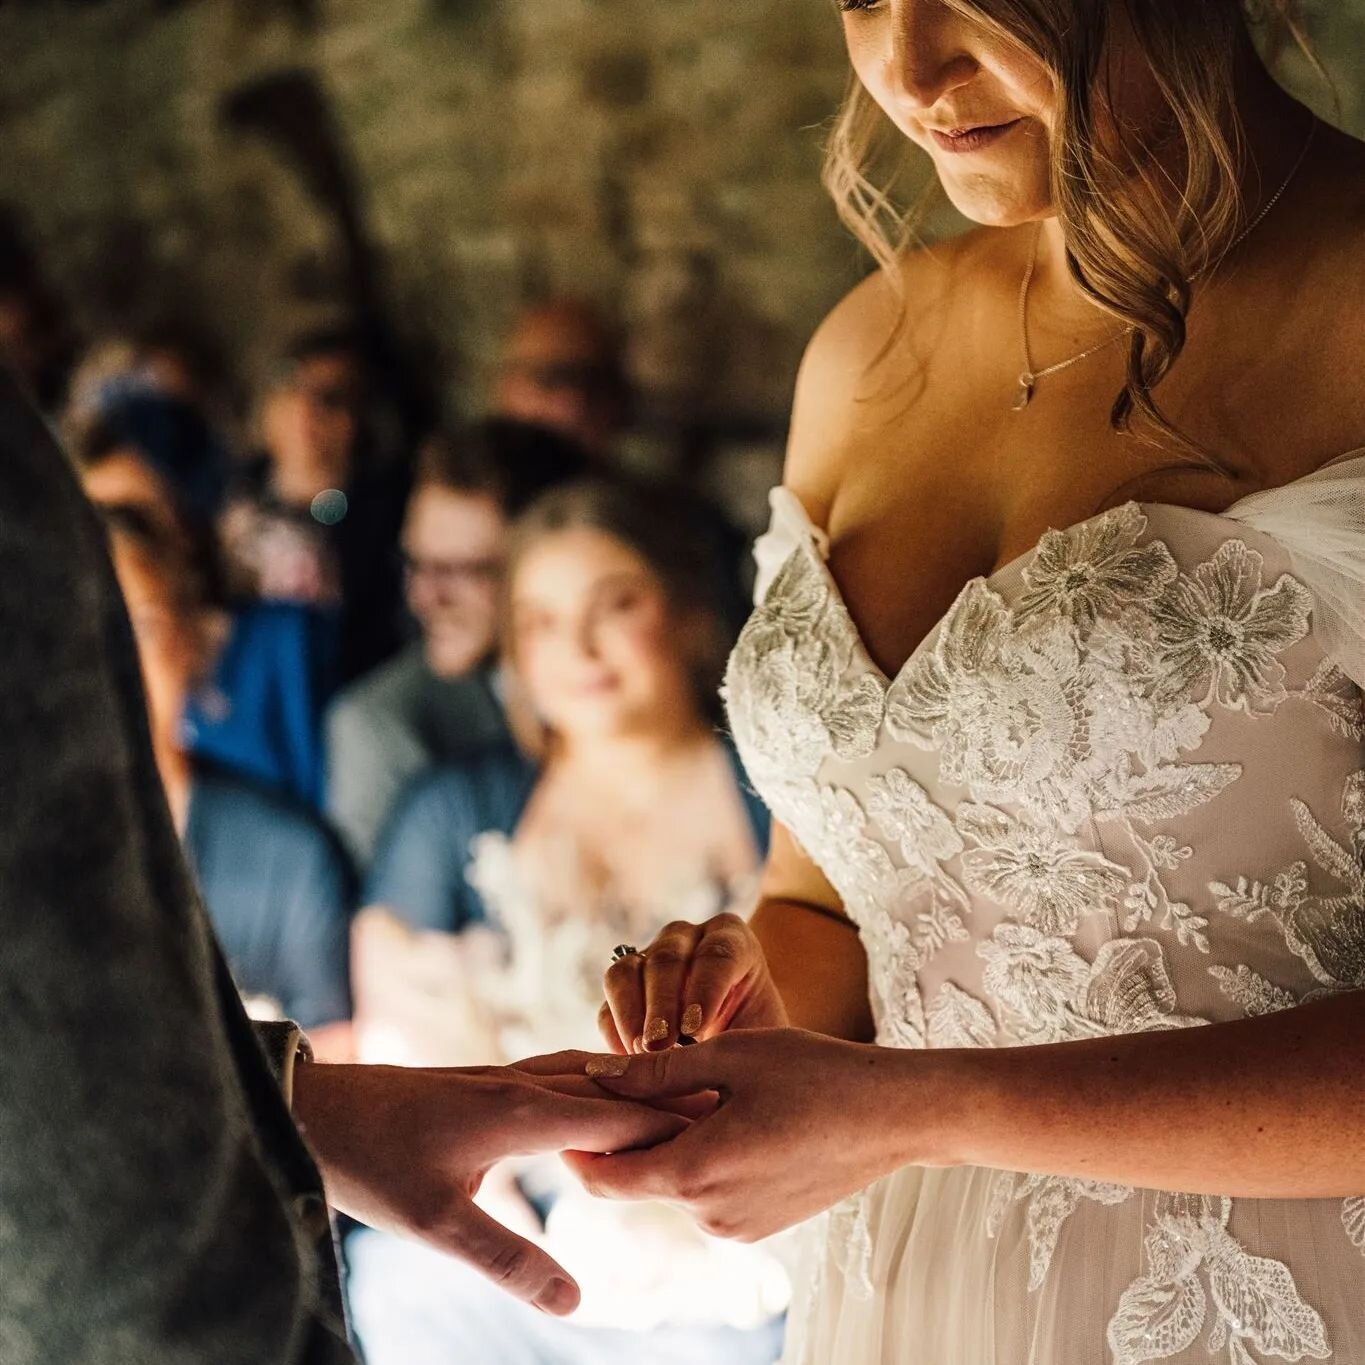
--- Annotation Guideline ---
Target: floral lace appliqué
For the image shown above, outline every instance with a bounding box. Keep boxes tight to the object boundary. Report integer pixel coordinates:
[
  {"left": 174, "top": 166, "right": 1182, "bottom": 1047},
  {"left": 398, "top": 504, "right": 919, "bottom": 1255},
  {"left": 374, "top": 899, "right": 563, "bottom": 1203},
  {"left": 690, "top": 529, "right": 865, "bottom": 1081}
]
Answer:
[
  {"left": 986, "top": 1170, "right": 1134, "bottom": 1290},
  {"left": 726, "top": 495, "right": 1345, "bottom": 1360},
  {"left": 1107, "top": 1195, "right": 1329, "bottom": 1365},
  {"left": 957, "top": 801, "right": 1128, "bottom": 936},
  {"left": 1150, "top": 541, "right": 1312, "bottom": 715},
  {"left": 977, "top": 925, "right": 1204, "bottom": 1045},
  {"left": 1017, "top": 501, "right": 1178, "bottom": 630},
  {"left": 1209, "top": 769, "right": 1365, "bottom": 996},
  {"left": 725, "top": 546, "right": 884, "bottom": 786}
]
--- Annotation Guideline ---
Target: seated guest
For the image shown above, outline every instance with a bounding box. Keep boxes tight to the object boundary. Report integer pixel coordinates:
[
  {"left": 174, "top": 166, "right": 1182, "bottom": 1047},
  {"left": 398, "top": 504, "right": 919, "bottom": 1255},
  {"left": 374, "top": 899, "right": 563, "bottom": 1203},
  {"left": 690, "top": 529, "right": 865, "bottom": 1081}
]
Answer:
[
  {"left": 99, "top": 498, "right": 355, "bottom": 1059},
  {"left": 346, "top": 479, "right": 786, "bottom": 1364},
  {"left": 494, "top": 297, "right": 752, "bottom": 632},
  {"left": 75, "top": 393, "right": 338, "bottom": 806},
  {"left": 63, "top": 321, "right": 234, "bottom": 438},
  {"left": 492, "top": 298, "right": 628, "bottom": 463},
  {"left": 325, "top": 419, "right": 587, "bottom": 867},
  {"left": 222, "top": 326, "right": 408, "bottom": 682}
]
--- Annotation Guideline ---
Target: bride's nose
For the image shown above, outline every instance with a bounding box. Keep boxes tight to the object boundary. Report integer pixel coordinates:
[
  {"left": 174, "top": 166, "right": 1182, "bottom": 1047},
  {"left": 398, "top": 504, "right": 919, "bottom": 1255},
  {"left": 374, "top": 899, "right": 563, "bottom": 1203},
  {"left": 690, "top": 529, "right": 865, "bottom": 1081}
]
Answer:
[{"left": 882, "top": 0, "right": 979, "bottom": 113}]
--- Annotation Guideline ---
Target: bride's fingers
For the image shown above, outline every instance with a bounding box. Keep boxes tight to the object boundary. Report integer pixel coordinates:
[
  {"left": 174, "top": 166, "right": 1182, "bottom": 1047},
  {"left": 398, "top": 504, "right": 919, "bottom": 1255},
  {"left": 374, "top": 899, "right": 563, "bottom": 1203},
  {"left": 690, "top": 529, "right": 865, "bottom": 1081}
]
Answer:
[
  {"left": 603, "top": 949, "right": 647, "bottom": 1054},
  {"left": 641, "top": 921, "right": 703, "bottom": 1052},
  {"left": 596, "top": 1000, "right": 630, "bottom": 1054},
  {"left": 509, "top": 1049, "right": 599, "bottom": 1077},
  {"left": 682, "top": 914, "right": 759, "bottom": 1040}
]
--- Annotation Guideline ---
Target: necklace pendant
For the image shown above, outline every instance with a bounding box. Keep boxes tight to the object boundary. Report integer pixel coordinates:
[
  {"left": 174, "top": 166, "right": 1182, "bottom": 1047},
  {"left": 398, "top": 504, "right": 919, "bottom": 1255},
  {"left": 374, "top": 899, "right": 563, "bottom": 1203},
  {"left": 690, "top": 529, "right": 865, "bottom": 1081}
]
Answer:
[{"left": 1012, "top": 371, "right": 1035, "bottom": 412}]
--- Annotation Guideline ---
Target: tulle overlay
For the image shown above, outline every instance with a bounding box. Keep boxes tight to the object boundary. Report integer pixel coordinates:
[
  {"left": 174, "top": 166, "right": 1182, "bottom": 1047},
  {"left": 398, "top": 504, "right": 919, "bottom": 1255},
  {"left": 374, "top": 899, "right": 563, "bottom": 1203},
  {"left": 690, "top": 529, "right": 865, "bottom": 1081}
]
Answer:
[{"left": 726, "top": 455, "right": 1365, "bottom": 1365}]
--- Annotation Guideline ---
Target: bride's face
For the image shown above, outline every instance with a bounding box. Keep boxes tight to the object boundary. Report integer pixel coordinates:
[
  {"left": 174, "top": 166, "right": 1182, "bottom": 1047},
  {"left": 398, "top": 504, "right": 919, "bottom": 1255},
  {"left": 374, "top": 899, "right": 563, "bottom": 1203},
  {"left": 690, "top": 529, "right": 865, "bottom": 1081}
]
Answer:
[{"left": 839, "top": 0, "right": 1162, "bottom": 228}]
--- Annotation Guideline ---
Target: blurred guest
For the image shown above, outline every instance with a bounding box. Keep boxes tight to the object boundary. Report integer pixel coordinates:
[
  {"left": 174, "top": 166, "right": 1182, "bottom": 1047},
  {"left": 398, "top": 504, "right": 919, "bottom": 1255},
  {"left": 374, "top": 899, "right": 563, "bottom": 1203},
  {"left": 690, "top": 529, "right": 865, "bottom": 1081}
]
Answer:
[
  {"left": 326, "top": 419, "right": 587, "bottom": 867},
  {"left": 492, "top": 299, "right": 628, "bottom": 462},
  {"left": 495, "top": 297, "right": 752, "bottom": 631},
  {"left": 345, "top": 479, "right": 785, "bottom": 1364},
  {"left": 99, "top": 499, "right": 354, "bottom": 1058},
  {"left": 222, "top": 327, "right": 407, "bottom": 682},
  {"left": 133, "top": 319, "right": 231, "bottom": 412},
  {"left": 75, "top": 393, "right": 337, "bottom": 807},
  {"left": 73, "top": 389, "right": 229, "bottom": 529},
  {"left": 65, "top": 322, "right": 231, "bottom": 432},
  {"left": 63, "top": 336, "right": 146, "bottom": 433}
]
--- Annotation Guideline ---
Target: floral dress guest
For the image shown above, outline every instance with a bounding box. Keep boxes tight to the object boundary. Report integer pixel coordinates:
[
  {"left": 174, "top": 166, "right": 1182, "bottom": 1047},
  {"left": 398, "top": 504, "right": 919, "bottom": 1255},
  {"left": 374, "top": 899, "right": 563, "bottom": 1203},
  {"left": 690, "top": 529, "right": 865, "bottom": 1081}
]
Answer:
[{"left": 346, "top": 480, "right": 788, "bottom": 1364}]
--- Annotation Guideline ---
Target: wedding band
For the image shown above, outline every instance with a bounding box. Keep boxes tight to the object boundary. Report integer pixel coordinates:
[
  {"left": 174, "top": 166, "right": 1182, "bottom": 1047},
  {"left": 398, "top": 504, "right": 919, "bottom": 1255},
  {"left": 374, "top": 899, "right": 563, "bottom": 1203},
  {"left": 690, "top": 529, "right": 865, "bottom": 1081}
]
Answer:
[{"left": 610, "top": 944, "right": 641, "bottom": 963}]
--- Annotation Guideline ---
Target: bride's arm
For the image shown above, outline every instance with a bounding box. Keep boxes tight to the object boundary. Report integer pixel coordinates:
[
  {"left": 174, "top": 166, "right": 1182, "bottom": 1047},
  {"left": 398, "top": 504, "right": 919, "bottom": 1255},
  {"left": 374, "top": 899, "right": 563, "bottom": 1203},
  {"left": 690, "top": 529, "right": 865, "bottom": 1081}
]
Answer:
[
  {"left": 574, "top": 992, "right": 1365, "bottom": 1242},
  {"left": 931, "top": 988, "right": 1365, "bottom": 1199},
  {"left": 751, "top": 821, "right": 875, "bottom": 1043}
]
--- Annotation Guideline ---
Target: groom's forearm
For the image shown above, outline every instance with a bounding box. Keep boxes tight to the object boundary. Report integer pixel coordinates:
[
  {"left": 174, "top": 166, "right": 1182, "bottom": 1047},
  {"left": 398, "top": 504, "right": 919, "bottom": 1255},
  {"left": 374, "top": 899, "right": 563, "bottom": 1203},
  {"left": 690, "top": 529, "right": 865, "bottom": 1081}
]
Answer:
[{"left": 906, "top": 991, "right": 1365, "bottom": 1198}]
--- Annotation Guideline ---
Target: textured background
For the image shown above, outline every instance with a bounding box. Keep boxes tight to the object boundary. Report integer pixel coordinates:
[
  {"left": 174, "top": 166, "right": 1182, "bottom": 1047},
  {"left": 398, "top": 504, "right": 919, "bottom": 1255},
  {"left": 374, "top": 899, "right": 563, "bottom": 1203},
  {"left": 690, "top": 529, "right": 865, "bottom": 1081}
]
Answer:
[{"left": 0, "top": 0, "right": 1360, "bottom": 475}]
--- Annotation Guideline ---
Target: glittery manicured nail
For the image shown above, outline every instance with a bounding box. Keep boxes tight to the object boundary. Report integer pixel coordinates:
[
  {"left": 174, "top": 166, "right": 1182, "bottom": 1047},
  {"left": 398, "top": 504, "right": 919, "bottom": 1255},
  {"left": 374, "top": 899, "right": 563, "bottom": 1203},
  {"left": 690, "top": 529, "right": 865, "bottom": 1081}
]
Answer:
[
  {"left": 681, "top": 1004, "right": 703, "bottom": 1037},
  {"left": 644, "top": 1017, "right": 670, "bottom": 1045},
  {"left": 586, "top": 1054, "right": 630, "bottom": 1079}
]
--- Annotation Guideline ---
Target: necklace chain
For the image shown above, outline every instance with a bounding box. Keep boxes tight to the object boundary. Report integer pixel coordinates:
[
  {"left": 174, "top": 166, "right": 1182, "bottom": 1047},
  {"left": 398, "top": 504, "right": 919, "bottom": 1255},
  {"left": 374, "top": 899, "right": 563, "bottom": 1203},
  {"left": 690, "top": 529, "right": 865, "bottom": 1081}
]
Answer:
[{"left": 1012, "top": 116, "right": 1318, "bottom": 412}]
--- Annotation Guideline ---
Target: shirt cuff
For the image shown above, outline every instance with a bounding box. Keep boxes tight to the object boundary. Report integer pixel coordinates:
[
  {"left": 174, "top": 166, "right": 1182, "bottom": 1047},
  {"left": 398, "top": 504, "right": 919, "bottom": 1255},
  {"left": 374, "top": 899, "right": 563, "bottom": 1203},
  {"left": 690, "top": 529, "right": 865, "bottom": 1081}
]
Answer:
[{"left": 252, "top": 1019, "right": 314, "bottom": 1106}]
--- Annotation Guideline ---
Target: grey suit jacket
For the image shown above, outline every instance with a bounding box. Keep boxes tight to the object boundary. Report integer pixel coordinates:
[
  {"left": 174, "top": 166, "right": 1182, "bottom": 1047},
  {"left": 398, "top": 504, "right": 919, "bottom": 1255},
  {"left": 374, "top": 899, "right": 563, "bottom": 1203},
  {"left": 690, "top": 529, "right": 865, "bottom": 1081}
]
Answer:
[{"left": 0, "top": 369, "right": 355, "bottom": 1363}]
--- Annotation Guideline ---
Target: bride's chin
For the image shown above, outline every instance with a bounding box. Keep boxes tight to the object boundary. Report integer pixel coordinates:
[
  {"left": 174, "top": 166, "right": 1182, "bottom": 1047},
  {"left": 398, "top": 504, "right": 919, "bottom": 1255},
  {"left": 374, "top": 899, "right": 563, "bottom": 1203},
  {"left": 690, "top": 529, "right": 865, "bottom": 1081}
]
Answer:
[{"left": 936, "top": 168, "right": 1054, "bottom": 231}]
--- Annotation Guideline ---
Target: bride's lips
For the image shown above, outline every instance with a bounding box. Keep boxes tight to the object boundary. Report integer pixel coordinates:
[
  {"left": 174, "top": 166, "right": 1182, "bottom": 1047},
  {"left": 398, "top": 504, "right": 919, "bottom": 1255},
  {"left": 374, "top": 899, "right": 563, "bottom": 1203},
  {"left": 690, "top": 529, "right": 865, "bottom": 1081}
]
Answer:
[{"left": 928, "top": 119, "right": 1024, "bottom": 154}]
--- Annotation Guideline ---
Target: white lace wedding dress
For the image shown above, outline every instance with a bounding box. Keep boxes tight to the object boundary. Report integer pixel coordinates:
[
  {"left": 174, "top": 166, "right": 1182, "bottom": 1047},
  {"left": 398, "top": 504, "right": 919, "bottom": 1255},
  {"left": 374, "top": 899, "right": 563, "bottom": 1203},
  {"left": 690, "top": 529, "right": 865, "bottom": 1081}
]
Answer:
[{"left": 724, "top": 452, "right": 1365, "bottom": 1364}]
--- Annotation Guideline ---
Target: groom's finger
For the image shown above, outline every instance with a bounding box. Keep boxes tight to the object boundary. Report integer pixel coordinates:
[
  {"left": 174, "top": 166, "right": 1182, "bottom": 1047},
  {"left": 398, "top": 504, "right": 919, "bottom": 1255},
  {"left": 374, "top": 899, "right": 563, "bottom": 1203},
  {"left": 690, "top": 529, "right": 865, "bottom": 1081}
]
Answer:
[
  {"left": 518, "top": 1088, "right": 690, "bottom": 1155},
  {"left": 447, "top": 1200, "right": 581, "bottom": 1316},
  {"left": 560, "top": 1133, "right": 693, "bottom": 1203},
  {"left": 603, "top": 948, "right": 647, "bottom": 1054}
]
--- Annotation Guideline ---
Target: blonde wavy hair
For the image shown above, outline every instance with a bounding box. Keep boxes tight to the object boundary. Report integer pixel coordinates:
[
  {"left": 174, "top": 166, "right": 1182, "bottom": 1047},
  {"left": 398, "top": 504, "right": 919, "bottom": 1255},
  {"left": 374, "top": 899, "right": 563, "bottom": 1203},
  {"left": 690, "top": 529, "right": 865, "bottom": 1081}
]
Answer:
[{"left": 825, "top": 0, "right": 1324, "bottom": 469}]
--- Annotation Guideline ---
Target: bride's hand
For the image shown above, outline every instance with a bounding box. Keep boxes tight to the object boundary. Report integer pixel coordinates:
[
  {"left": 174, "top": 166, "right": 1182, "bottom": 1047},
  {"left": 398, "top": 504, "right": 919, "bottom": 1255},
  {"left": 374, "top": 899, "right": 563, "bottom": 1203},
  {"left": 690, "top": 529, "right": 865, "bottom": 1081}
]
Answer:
[
  {"left": 567, "top": 1029, "right": 954, "bottom": 1242},
  {"left": 599, "top": 912, "right": 789, "bottom": 1055}
]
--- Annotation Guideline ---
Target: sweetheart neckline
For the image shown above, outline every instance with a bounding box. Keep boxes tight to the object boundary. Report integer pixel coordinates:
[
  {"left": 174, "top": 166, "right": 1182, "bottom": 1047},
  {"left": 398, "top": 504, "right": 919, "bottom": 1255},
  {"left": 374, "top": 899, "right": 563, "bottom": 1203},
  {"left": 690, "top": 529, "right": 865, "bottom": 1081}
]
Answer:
[{"left": 766, "top": 443, "right": 1365, "bottom": 688}]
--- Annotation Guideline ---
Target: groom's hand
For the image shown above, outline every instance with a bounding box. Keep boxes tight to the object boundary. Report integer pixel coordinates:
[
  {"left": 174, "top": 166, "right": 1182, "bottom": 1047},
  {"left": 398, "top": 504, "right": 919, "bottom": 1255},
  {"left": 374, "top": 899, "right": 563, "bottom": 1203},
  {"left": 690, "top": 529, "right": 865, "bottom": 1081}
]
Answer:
[{"left": 290, "top": 1061, "right": 687, "bottom": 1315}]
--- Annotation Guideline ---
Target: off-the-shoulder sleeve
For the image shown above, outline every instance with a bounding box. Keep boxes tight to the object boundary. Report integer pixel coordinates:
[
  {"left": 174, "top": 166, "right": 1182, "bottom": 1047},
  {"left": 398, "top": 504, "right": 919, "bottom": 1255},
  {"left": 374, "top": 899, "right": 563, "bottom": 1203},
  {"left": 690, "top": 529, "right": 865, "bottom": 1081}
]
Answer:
[
  {"left": 1225, "top": 449, "right": 1365, "bottom": 689},
  {"left": 751, "top": 486, "right": 829, "bottom": 604}
]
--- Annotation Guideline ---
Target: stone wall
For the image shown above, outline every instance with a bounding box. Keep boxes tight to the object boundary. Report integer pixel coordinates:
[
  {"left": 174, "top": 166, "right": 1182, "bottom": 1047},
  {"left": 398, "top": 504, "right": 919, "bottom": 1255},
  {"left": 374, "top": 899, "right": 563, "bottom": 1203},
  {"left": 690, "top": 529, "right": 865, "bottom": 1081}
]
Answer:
[
  {"left": 0, "top": 0, "right": 1361, "bottom": 489},
  {"left": 0, "top": 1, "right": 867, "bottom": 448}
]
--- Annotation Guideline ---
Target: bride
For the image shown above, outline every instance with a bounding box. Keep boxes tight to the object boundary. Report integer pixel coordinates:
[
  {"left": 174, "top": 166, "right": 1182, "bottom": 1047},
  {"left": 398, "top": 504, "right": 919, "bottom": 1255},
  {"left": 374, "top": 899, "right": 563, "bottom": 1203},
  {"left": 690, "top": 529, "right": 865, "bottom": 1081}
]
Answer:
[{"left": 564, "top": 2, "right": 1365, "bottom": 1362}]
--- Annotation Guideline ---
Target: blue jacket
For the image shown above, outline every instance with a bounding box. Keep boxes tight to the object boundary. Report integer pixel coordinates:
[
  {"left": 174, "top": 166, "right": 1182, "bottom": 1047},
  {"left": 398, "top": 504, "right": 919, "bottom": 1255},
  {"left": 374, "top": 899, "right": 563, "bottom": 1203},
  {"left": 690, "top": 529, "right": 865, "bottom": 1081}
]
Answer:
[{"left": 366, "top": 738, "right": 771, "bottom": 934}]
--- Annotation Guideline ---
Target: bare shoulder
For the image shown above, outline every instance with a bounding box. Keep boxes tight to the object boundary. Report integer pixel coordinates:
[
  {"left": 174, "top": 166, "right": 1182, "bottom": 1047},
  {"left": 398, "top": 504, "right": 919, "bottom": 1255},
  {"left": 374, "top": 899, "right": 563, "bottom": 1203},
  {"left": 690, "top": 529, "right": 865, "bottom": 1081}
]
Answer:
[
  {"left": 1258, "top": 125, "right": 1365, "bottom": 477},
  {"left": 783, "top": 227, "right": 997, "bottom": 524}
]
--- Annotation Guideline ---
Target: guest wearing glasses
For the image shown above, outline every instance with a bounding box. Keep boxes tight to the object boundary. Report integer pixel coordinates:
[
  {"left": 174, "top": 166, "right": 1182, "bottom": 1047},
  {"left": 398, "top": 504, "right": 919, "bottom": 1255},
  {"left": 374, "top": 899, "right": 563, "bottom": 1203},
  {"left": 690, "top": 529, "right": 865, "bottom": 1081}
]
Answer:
[{"left": 325, "top": 420, "right": 586, "bottom": 867}]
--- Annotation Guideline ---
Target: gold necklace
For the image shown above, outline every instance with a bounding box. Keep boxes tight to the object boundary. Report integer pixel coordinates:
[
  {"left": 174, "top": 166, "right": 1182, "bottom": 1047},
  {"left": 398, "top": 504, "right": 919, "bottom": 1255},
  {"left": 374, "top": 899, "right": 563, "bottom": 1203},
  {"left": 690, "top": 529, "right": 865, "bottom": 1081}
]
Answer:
[{"left": 1011, "top": 116, "right": 1318, "bottom": 412}]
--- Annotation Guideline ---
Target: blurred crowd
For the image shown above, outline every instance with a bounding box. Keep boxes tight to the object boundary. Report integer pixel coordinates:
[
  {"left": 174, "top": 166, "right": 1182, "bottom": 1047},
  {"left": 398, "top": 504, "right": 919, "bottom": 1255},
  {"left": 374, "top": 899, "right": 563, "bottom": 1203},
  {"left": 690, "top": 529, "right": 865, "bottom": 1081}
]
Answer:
[{"left": 0, "top": 255, "right": 788, "bottom": 1363}]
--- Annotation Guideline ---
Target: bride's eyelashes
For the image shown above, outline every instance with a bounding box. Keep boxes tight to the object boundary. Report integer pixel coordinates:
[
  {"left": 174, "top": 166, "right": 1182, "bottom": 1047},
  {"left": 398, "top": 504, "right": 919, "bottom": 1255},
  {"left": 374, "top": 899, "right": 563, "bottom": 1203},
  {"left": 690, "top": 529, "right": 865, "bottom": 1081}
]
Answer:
[{"left": 836, "top": 0, "right": 883, "bottom": 13}]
